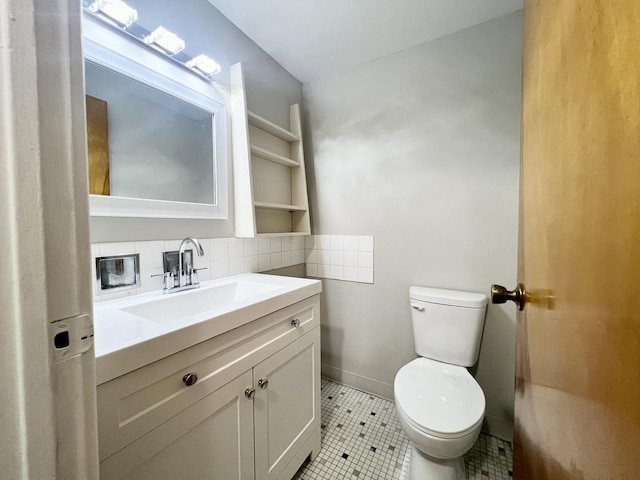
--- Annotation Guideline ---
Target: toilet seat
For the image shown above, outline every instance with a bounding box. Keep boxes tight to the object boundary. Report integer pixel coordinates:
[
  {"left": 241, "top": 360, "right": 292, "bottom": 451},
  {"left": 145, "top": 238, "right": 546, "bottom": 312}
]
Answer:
[{"left": 394, "top": 358, "right": 485, "bottom": 439}]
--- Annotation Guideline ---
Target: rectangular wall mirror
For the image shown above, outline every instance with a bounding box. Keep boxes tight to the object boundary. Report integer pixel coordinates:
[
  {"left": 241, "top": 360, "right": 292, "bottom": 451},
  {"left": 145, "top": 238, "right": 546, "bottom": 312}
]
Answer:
[{"left": 83, "top": 16, "right": 228, "bottom": 219}]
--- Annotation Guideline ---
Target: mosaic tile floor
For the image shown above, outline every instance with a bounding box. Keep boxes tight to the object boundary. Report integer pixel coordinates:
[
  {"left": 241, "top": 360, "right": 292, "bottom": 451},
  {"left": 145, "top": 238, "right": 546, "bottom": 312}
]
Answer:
[{"left": 293, "top": 378, "right": 513, "bottom": 480}]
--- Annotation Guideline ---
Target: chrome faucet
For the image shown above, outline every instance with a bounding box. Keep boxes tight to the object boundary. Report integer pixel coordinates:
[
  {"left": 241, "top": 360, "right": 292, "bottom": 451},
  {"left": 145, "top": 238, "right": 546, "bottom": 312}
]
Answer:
[
  {"left": 178, "top": 237, "right": 205, "bottom": 288},
  {"left": 152, "top": 237, "right": 207, "bottom": 294}
]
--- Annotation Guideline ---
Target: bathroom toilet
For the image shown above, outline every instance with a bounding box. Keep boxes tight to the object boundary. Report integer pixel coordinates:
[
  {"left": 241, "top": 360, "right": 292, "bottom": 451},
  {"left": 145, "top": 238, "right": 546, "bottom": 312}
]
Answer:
[{"left": 394, "top": 286, "right": 488, "bottom": 480}]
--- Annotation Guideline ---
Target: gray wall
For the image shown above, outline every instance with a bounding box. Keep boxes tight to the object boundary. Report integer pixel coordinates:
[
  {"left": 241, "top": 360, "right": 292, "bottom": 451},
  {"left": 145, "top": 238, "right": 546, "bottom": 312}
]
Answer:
[
  {"left": 89, "top": 0, "right": 302, "bottom": 242},
  {"left": 302, "top": 13, "right": 522, "bottom": 440}
]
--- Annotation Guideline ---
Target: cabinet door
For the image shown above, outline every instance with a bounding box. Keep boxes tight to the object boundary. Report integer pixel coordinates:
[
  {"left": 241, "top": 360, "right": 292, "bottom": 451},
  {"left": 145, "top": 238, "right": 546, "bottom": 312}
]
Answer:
[
  {"left": 100, "top": 370, "right": 255, "bottom": 480},
  {"left": 254, "top": 328, "right": 321, "bottom": 480}
]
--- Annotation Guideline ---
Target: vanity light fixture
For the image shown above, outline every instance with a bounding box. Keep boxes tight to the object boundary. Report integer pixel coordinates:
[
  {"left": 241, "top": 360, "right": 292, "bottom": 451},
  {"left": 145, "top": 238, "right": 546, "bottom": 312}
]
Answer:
[
  {"left": 144, "top": 26, "right": 186, "bottom": 56},
  {"left": 84, "top": 2, "right": 222, "bottom": 81},
  {"left": 87, "top": 0, "right": 137, "bottom": 28},
  {"left": 186, "top": 54, "right": 222, "bottom": 78}
]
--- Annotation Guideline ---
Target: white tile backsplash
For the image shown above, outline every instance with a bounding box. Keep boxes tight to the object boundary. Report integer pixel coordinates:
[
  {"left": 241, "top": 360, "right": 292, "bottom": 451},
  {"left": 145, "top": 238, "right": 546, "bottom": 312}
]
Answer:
[
  {"left": 358, "top": 267, "right": 374, "bottom": 283},
  {"left": 281, "top": 236, "right": 291, "bottom": 252},
  {"left": 343, "top": 235, "right": 358, "bottom": 251},
  {"left": 164, "top": 239, "right": 181, "bottom": 251},
  {"left": 136, "top": 240, "right": 164, "bottom": 270},
  {"left": 330, "top": 250, "right": 344, "bottom": 266},
  {"left": 258, "top": 237, "right": 271, "bottom": 254},
  {"left": 358, "top": 251, "right": 374, "bottom": 269},
  {"left": 244, "top": 255, "right": 258, "bottom": 273},
  {"left": 344, "top": 266, "right": 359, "bottom": 282},
  {"left": 358, "top": 235, "right": 374, "bottom": 252},
  {"left": 306, "top": 249, "right": 318, "bottom": 264},
  {"left": 343, "top": 250, "right": 358, "bottom": 267},
  {"left": 99, "top": 289, "right": 134, "bottom": 302},
  {"left": 270, "top": 237, "right": 282, "bottom": 253},
  {"left": 317, "top": 234, "right": 330, "bottom": 250},
  {"left": 305, "top": 235, "right": 316, "bottom": 249},
  {"left": 228, "top": 238, "right": 243, "bottom": 258},
  {"left": 306, "top": 263, "right": 318, "bottom": 277},
  {"left": 211, "top": 259, "right": 229, "bottom": 279},
  {"left": 92, "top": 235, "right": 307, "bottom": 302},
  {"left": 292, "top": 249, "right": 304, "bottom": 265},
  {"left": 244, "top": 238, "right": 258, "bottom": 256},
  {"left": 318, "top": 249, "right": 332, "bottom": 265},
  {"left": 195, "top": 266, "right": 211, "bottom": 282},
  {"left": 211, "top": 238, "right": 229, "bottom": 260},
  {"left": 193, "top": 238, "right": 211, "bottom": 269},
  {"left": 292, "top": 236, "right": 304, "bottom": 250},
  {"left": 330, "top": 235, "right": 344, "bottom": 251},
  {"left": 258, "top": 253, "right": 271, "bottom": 271},
  {"left": 270, "top": 252, "right": 282, "bottom": 269},
  {"left": 331, "top": 265, "right": 344, "bottom": 280},
  {"left": 281, "top": 250, "right": 292, "bottom": 267},
  {"left": 317, "top": 264, "right": 330, "bottom": 278},
  {"left": 100, "top": 242, "right": 135, "bottom": 257},
  {"left": 305, "top": 234, "right": 375, "bottom": 284},
  {"left": 228, "top": 257, "right": 244, "bottom": 276},
  {"left": 140, "top": 267, "right": 164, "bottom": 293}
]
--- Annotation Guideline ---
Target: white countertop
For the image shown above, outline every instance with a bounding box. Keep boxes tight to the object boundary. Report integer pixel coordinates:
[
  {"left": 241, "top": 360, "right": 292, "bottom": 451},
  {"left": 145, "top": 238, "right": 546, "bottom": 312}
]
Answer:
[{"left": 93, "top": 273, "right": 322, "bottom": 385}]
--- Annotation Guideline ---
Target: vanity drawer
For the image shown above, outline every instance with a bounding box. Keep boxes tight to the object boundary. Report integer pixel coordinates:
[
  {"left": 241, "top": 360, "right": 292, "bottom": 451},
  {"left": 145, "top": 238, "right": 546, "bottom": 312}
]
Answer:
[{"left": 97, "top": 294, "right": 319, "bottom": 461}]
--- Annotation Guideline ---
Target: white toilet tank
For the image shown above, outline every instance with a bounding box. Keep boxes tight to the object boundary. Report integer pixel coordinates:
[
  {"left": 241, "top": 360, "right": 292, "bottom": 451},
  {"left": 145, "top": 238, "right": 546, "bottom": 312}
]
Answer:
[{"left": 409, "top": 286, "right": 488, "bottom": 367}]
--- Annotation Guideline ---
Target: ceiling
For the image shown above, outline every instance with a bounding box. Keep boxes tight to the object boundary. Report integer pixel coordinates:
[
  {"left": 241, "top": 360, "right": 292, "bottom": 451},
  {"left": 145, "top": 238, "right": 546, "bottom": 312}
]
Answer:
[{"left": 208, "top": 0, "right": 523, "bottom": 83}]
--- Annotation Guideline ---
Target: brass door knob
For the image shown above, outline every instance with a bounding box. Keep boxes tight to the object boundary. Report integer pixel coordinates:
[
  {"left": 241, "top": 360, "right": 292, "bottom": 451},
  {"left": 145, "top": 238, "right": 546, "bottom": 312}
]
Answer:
[{"left": 491, "top": 283, "right": 527, "bottom": 311}]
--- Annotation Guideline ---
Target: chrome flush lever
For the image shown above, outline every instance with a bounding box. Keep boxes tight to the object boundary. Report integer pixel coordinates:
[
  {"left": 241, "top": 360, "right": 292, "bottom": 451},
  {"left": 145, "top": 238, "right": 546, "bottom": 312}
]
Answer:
[{"left": 411, "top": 304, "right": 425, "bottom": 312}]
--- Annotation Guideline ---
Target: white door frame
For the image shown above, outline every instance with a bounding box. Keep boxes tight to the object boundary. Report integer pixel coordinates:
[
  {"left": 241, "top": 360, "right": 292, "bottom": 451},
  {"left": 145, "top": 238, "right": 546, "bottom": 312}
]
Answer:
[{"left": 0, "top": 0, "right": 98, "bottom": 478}]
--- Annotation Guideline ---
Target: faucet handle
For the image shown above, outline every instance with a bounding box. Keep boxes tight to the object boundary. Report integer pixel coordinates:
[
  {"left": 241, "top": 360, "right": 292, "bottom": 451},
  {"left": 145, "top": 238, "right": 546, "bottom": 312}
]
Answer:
[
  {"left": 151, "top": 271, "right": 175, "bottom": 290},
  {"left": 190, "top": 267, "right": 207, "bottom": 286}
]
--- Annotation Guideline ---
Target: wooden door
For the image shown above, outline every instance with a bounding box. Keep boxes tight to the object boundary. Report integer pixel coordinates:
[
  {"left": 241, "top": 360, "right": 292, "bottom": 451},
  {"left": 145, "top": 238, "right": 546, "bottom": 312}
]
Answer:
[
  {"left": 85, "top": 95, "right": 111, "bottom": 195},
  {"left": 517, "top": 1, "right": 640, "bottom": 477}
]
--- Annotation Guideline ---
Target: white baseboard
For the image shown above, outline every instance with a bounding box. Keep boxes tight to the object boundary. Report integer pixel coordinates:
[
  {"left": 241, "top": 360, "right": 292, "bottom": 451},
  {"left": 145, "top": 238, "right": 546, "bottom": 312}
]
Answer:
[
  {"left": 482, "top": 414, "right": 514, "bottom": 443},
  {"left": 321, "top": 363, "right": 394, "bottom": 400}
]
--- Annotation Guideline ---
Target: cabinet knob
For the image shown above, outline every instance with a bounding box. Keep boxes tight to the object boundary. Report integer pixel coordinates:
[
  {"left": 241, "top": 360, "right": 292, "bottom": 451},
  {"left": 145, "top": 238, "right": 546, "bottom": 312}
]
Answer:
[
  {"left": 244, "top": 387, "right": 256, "bottom": 399},
  {"left": 182, "top": 373, "right": 198, "bottom": 386},
  {"left": 258, "top": 378, "right": 269, "bottom": 389},
  {"left": 290, "top": 318, "right": 300, "bottom": 328}
]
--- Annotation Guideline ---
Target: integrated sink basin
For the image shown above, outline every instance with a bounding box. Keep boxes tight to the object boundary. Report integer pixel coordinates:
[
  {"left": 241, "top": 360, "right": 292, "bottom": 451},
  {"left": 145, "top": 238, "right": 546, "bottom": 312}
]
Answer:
[
  {"left": 93, "top": 273, "right": 322, "bottom": 385},
  {"left": 120, "top": 280, "right": 282, "bottom": 324}
]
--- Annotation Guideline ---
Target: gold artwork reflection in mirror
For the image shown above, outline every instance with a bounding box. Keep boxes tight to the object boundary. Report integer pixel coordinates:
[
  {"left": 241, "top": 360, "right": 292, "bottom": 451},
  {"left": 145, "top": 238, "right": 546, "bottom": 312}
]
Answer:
[{"left": 85, "top": 94, "right": 110, "bottom": 196}]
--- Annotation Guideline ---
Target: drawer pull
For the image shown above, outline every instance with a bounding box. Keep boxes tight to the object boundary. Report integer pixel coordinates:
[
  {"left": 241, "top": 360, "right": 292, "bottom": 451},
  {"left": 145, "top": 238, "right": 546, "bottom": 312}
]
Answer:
[
  {"left": 182, "top": 373, "right": 198, "bottom": 386},
  {"left": 258, "top": 378, "right": 269, "bottom": 389},
  {"left": 244, "top": 387, "right": 256, "bottom": 399},
  {"left": 291, "top": 318, "right": 300, "bottom": 328}
]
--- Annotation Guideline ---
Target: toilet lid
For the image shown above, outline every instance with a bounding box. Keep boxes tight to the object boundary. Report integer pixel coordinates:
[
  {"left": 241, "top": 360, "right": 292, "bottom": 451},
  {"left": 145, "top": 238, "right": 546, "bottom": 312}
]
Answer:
[{"left": 394, "top": 358, "right": 485, "bottom": 438}]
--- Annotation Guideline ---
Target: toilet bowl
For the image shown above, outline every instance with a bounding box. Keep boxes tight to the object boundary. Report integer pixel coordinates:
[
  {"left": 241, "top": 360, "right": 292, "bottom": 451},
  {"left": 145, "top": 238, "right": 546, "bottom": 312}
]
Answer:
[
  {"left": 395, "top": 287, "right": 488, "bottom": 479},
  {"left": 395, "top": 358, "right": 485, "bottom": 479}
]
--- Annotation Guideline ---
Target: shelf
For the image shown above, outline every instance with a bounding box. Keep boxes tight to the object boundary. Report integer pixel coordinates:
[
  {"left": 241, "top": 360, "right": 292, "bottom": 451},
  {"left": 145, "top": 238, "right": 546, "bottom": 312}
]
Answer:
[
  {"left": 250, "top": 145, "right": 299, "bottom": 167},
  {"left": 254, "top": 201, "right": 307, "bottom": 212},
  {"left": 248, "top": 111, "right": 299, "bottom": 143},
  {"left": 231, "top": 63, "right": 311, "bottom": 238},
  {"left": 256, "top": 232, "right": 309, "bottom": 238}
]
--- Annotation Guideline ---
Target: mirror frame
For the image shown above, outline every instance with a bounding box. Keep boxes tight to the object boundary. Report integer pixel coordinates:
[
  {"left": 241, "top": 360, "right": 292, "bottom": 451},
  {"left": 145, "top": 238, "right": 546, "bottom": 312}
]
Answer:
[{"left": 83, "top": 15, "right": 229, "bottom": 220}]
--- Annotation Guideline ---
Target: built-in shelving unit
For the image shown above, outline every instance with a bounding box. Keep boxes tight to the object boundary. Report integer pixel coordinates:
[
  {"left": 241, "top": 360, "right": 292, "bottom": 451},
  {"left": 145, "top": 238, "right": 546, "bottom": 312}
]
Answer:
[{"left": 231, "top": 63, "right": 311, "bottom": 237}]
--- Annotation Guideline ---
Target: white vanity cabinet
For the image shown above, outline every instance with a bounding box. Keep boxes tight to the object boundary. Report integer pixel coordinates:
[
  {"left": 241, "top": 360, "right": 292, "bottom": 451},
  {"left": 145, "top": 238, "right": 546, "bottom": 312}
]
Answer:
[{"left": 97, "top": 295, "right": 321, "bottom": 480}]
